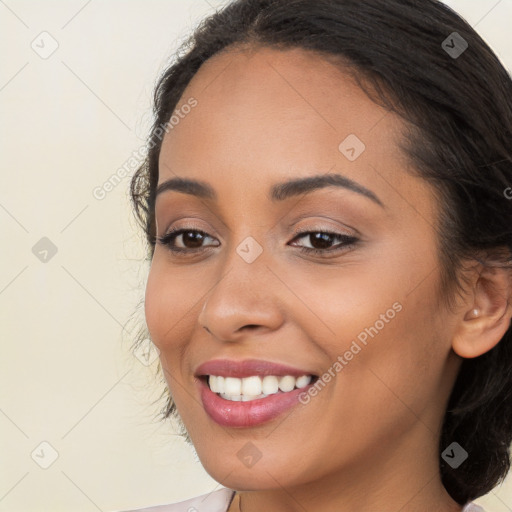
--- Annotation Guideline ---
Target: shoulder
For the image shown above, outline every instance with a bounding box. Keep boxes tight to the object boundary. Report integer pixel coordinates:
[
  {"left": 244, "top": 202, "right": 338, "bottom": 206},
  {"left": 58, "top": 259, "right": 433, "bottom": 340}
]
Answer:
[
  {"left": 111, "top": 487, "right": 236, "bottom": 512},
  {"left": 462, "top": 503, "right": 486, "bottom": 512}
]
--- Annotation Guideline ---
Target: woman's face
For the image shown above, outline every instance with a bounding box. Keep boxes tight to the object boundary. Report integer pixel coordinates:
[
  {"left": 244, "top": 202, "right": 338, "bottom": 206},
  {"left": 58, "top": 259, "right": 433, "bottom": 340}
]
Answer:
[{"left": 145, "top": 46, "right": 463, "bottom": 494}]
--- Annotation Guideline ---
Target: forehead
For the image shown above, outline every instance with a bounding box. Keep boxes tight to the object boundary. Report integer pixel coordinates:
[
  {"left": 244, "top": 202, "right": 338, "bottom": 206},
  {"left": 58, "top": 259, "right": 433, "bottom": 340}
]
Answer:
[
  {"left": 162, "top": 46, "right": 395, "bottom": 145},
  {"left": 157, "top": 45, "right": 421, "bottom": 210}
]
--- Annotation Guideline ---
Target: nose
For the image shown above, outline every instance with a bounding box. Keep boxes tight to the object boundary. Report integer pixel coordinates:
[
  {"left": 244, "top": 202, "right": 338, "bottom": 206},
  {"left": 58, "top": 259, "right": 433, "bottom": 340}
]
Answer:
[{"left": 197, "top": 249, "right": 286, "bottom": 343}]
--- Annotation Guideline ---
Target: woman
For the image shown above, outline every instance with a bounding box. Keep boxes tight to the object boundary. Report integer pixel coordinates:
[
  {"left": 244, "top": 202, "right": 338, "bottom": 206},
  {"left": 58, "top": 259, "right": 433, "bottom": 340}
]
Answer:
[{"left": 123, "top": 0, "right": 512, "bottom": 510}]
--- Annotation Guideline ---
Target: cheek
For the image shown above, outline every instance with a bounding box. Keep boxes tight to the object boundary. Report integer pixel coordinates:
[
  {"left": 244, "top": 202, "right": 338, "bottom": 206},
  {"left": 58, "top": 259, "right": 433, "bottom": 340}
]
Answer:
[
  {"left": 308, "top": 245, "right": 445, "bottom": 406},
  {"left": 144, "top": 257, "right": 191, "bottom": 350},
  {"left": 144, "top": 261, "right": 197, "bottom": 399},
  {"left": 144, "top": 263, "right": 166, "bottom": 345},
  {"left": 340, "top": 282, "right": 445, "bottom": 420}
]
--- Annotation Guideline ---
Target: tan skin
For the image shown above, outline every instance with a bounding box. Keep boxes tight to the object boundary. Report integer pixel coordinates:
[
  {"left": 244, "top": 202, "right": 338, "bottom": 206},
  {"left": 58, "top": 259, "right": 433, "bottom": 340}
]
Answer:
[{"left": 144, "top": 45, "right": 512, "bottom": 512}]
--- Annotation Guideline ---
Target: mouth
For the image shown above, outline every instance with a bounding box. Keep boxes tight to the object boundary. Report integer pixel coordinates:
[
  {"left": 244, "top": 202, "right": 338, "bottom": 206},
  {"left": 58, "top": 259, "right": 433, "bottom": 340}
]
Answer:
[{"left": 195, "top": 359, "right": 319, "bottom": 427}]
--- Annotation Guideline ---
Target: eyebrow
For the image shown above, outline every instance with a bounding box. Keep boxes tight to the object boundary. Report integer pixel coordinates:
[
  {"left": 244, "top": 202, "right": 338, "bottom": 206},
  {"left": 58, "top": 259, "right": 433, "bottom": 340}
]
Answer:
[{"left": 155, "top": 173, "right": 383, "bottom": 207}]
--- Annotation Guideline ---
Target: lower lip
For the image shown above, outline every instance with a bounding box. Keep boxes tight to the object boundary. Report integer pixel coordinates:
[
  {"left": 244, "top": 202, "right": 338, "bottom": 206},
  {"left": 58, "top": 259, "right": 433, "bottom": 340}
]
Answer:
[{"left": 198, "top": 378, "right": 313, "bottom": 427}]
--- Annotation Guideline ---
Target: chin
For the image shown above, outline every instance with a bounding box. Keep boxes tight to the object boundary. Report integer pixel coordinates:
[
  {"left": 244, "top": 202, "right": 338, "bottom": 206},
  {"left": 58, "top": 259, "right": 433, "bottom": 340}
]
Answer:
[{"left": 195, "top": 447, "right": 313, "bottom": 491}]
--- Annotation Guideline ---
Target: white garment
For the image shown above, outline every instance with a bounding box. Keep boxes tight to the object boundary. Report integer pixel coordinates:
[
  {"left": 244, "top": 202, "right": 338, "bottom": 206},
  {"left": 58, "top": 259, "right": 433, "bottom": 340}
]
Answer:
[
  {"left": 112, "top": 487, "right": 235, "bottom": 512},
  {"left": 462, "top": 504, "right": 486, "bottom": 512},
  {"left": 112, "top": 487, "right": 486, "bottom": 512}
]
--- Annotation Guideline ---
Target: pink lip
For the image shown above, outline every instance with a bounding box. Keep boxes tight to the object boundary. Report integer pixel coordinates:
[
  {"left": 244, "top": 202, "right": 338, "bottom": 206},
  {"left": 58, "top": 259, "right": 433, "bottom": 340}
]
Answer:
[
  {"left": 195, "top": 358, "right": 314, "bottom": 378},
  {"left": 195, "top": 359, "right": 317, "bottom": 428}
]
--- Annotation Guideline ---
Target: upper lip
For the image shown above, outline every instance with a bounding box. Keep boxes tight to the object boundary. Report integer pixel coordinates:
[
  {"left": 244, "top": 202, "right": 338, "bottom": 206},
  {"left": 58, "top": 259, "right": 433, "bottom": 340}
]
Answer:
[{"left": 195, "top": 358, "right": 317, "bottom": 378}]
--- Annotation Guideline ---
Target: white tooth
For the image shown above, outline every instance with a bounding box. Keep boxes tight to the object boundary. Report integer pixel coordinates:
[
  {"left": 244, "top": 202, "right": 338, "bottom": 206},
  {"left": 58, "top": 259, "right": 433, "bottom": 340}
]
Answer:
[
  {"left": 216, "top": 376, "right": 225, "bottom": 394},
  {"left": 214, "top": 375, "right": 307, "bottom": 396},
  {"left": 220, "top": 393, "right": 241, "bottom": 401},
  {"left": 209, "top": 375, "right": 218, "bottom": 393},
  {"left": 278, "top": 375, "right": 296, "bottom": 392},
  {"left": 241, "top": 393, "right": 266, "bottom": 401},
  {"left": 242, "top": 376, "right": 262, "bottom": 396},
  {"left": 295, "top": 375, "right": 311, "bottom": 388},
  {"left": 224, "top": 377, "right": 242, "bottom": 395},
  {"left": 262, "top": 375, "right": 279, "bottom": 395}
]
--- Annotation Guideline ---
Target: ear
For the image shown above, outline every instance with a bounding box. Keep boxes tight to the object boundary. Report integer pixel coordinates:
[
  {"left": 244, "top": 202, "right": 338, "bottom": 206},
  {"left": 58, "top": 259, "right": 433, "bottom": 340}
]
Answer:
[{"left": 452, "top": 261, "right": 512, "bottom": 359}]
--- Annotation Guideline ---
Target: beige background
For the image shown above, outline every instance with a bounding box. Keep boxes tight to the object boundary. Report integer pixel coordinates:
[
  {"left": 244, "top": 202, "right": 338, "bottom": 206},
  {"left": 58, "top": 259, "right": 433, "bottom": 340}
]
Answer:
[{"left": 0, "top": 1, "right": 511, "bottom": 511}]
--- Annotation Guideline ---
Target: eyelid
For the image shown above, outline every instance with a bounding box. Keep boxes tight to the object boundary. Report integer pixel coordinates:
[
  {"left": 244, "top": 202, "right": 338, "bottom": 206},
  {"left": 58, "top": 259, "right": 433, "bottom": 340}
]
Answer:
[
  {"left": 285, "top": 213, "right": 362, "bottom": 244},
  {"left": 159, "top": 216, "right": 358, "bottom": 241},
  {"left": 288, "top": 223, "right": 356, "bottom": 240},
  {"left": 160, "top": 219, "right": 216, "bottom": 238}
]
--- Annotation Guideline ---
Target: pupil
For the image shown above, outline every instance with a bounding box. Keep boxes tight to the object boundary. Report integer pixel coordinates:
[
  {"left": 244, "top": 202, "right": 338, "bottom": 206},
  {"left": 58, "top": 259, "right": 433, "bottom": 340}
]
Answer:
[
  {"left": 311, "top": 233, "right": 332, "bottom": 249},
  {"left": 184, "top": 231, "right": 203, "bottom": 248}
]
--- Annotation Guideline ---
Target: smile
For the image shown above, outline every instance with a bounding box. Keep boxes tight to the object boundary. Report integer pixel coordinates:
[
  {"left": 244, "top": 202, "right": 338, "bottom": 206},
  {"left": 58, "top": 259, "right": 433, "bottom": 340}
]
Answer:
[{"left": 195, "top": 359, "right": 318, "bottom": 427}]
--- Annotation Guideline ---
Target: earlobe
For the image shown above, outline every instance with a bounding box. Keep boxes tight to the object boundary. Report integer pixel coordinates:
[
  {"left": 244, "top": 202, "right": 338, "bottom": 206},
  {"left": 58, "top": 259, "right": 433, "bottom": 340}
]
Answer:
[{"left": 452, "top": 265, "right": 512, "bottom": 359}]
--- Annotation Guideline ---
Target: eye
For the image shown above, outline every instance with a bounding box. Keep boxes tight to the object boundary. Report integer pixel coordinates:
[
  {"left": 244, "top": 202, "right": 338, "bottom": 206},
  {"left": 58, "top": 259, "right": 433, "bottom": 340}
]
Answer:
[
  {"left": 289, "top": 230, "right": 359, "bottom": 256},
  {"left": 156, "top": 228, "right": 219, "bottom": 254}
]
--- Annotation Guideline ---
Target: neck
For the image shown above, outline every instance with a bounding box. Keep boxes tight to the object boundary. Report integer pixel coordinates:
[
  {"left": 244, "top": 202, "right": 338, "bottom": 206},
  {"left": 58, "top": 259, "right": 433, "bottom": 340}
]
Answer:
[{"left": 235, "top": 483, "right": 462, "bottom": 512}]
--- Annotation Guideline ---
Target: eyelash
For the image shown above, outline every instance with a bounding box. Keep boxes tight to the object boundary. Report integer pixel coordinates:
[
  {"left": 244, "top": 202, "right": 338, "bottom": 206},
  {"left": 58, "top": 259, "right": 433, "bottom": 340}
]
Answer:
[{"left": 156, "top": 227, "right": 359, "bottom": 257}]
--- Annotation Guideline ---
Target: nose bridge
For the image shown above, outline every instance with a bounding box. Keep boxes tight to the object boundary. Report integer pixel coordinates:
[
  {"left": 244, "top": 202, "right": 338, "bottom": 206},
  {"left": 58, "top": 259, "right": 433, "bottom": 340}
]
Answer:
[{"left": 198, "top": 234, "right": 284, "bottom": 339}]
